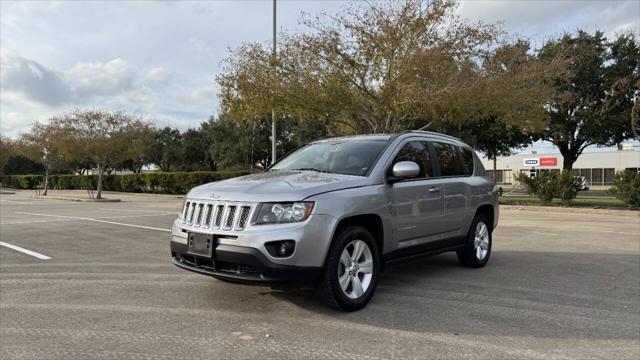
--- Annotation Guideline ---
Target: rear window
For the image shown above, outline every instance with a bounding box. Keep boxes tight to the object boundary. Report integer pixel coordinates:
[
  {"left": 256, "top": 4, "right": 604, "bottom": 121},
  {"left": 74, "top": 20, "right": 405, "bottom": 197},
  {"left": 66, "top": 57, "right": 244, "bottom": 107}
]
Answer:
[
  {"left": 432, "top": 142, "right": 464, "bottom": 177},
  {"left": 460, "top": 147, "right": 474, "bottom": 176}
]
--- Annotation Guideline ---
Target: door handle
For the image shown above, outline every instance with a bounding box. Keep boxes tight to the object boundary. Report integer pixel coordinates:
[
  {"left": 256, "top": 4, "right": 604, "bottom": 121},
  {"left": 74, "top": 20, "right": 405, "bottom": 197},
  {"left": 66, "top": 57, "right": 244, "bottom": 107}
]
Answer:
[{"left": 429, "top": 187, "right": 441, "bottom": 193}]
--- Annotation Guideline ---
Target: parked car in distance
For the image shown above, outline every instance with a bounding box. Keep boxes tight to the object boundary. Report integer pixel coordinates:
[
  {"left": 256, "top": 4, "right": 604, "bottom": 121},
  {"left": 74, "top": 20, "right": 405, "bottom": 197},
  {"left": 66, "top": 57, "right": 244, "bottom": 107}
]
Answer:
[
  {"left": 170, "top": 131, "right": 499, "bottom": 311},
  {"left": 576, "top": 175, "right": 590, "bottom": 191}
]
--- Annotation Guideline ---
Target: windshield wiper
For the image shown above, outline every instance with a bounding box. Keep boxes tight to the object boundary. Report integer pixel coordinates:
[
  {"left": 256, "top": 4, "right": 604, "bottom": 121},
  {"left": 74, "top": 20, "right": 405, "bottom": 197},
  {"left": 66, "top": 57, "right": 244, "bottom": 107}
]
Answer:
[{"left": 292, "top": 167, "right": 336, "bottom": 174}]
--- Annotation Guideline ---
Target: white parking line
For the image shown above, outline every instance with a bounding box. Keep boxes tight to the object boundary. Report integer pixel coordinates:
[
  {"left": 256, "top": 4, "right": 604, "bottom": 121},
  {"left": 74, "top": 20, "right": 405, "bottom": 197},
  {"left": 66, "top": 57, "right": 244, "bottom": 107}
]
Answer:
[
  {"left": 0, "top": 241, "right": 51, "bottom": 260},
  {"left": 0, "top": 199, "right": 32, "bottom": 205},
  {"left": 99, "top": 208, "right": 179, "bottom": 214},
  {"left": 15, "top": 212, "right": 171, "bottom": 233}
]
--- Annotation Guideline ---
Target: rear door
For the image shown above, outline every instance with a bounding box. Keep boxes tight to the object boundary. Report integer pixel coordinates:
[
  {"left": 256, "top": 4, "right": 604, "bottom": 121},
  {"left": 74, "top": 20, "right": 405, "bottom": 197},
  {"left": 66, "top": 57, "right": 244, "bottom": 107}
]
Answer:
[
  {"left": 387, "top": 140, "right": 446, "bottom": 248},
  {"left": 430, "top": 141, "right": 471, "bottom": 240}
]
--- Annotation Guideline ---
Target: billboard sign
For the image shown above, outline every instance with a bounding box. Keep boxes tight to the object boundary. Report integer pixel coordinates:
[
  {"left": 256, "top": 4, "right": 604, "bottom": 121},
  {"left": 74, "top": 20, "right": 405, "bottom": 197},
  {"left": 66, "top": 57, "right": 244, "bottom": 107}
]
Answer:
[
  {"left": 522, "top": 157, "right": 558, "bottom": 167},
  {"left": 539, "top": 157, "right": 558, "bottom": 167}
]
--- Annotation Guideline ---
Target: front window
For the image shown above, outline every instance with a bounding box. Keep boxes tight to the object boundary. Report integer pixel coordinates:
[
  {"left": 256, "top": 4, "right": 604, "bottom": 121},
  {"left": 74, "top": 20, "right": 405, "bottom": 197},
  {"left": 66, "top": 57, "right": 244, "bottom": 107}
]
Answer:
[{"left": 270, "top": 140, "right": 388, "bottom": 176}]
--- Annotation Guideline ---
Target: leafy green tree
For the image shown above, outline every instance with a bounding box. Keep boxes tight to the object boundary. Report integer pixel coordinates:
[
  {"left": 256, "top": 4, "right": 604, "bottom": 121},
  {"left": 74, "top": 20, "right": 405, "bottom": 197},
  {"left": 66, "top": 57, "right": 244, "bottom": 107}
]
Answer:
[
  {"left": 180, "top": 128, "right": 211, "bottom": 171},
  {"left": 21, "top": 120, "right": 67, "bottom": 195},
  {"left": 145, "top": 127, "right": 182, "bottom": 171},
  {"left": 433, "top": 115, "right": 537, "bottom": 180},
  {"left": 2, "top": 155, "right": 44, "bottom": 175},
  {"left": 0, "top": 136, "right": 15, "bottom": 174},
  {"left": 218, "top": 0, "right": 555, "bottom": 134},
  {"left": 59, "top": 110, "right": 151, "bottom": 199},
  {"left": 538, "top": 31, "right": 640, "bottom": 169},
  {"left": 204, "top": 115, "right": 327, "bottom": 170}
]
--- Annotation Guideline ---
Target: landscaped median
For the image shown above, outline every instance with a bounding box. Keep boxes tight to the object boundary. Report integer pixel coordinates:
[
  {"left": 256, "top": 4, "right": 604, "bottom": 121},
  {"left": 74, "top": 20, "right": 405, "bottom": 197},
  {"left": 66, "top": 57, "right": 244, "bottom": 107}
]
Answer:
[
  {"left": 0, "top": 171, "right": 250, "bottom": 195},
  {"left": 500, "top": 195, "right": 631, "bottom": 209}
]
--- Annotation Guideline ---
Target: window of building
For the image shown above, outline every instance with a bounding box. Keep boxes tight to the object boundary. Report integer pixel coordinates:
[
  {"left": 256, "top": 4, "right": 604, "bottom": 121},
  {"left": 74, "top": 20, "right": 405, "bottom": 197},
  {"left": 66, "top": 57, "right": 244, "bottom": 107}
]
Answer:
[{"left": 572, "top": 168, "right": 616, "bottom": 185}]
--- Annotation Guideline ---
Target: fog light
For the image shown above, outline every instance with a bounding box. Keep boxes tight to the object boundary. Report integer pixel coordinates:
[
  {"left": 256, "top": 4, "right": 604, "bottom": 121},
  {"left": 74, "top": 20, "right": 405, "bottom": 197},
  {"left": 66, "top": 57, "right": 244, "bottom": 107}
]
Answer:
[
  {"left": 279, "top": 242, "right": 288, "bottom": 255},
  {"left": 265, "top": 240, "right": 295, "bottom": 258}
]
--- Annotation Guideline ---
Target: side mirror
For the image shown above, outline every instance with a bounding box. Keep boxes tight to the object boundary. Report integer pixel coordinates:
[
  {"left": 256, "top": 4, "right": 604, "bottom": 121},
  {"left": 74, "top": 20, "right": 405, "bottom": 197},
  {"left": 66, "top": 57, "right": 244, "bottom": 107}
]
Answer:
[{"left": 391, "top": 161, "right": 420, "bottom": 180}]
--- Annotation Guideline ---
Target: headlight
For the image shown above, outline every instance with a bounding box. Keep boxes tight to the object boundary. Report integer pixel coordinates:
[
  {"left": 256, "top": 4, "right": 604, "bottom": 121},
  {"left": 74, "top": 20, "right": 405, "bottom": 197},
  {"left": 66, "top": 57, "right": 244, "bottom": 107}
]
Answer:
[{"left": 255, "top": 202, "right": 315, "bottom": 224}]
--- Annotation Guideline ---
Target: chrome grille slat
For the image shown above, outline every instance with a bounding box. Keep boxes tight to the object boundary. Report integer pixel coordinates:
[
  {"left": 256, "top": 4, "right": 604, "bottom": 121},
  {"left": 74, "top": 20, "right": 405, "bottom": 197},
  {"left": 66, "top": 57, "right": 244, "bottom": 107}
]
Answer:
[
  {"left": 237, "top": 206, "right": 251, "bottom": 230},
  {"left": 182, "top": 200, "right": 253, "bottom": 231},
  {"left": 214, "top": 204, "right": 225, "bottom": 228},
  {"left": 203, "top": 204, "right": 213, "bottom": 227},
  {"left": 195, "top": 203, "right": 204, "bottom": 226},
  {"left": 182, "top": 201, "right": 190, "bottom": 220},
  {"left": 224, "top": 205, "right": 237, "bottom": 229}
]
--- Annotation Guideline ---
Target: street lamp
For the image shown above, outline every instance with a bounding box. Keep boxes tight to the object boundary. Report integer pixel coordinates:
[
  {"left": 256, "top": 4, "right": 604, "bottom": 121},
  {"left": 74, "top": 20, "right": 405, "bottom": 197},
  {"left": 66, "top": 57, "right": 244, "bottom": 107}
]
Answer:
[{"left": 271, "top": 0, "right": 277, "bottom": 165}]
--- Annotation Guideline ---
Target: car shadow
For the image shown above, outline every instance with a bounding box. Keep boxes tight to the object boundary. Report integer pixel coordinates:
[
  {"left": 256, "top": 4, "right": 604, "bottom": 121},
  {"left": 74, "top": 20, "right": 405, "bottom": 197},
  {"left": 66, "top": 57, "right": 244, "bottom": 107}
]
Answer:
[{"left": 269, "top": 250, "right": 640, "bottom": 340}]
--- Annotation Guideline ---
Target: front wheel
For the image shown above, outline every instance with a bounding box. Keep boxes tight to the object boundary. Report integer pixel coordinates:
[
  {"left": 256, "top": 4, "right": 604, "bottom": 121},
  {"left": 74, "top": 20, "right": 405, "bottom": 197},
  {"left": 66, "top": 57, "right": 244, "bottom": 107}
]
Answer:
[
  {"left": 316, "top": 225, "right": 379, "bottom": 311},
  {"left": 457, "top": 213, "right": 492, "bottom": 268}
]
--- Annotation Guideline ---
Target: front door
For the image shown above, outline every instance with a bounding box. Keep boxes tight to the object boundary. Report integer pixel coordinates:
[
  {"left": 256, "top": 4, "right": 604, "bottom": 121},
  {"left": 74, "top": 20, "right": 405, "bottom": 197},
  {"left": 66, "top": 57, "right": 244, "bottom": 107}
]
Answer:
[{"left": 387, "top": 140, "right": 446, "bottom": 248}]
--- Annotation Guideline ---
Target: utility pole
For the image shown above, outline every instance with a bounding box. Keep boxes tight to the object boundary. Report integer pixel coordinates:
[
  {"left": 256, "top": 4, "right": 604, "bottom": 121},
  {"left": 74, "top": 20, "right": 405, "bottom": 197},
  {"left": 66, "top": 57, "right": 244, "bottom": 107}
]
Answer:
[{"left": 271, "top": 0, "right": 277, "bottom": 165}]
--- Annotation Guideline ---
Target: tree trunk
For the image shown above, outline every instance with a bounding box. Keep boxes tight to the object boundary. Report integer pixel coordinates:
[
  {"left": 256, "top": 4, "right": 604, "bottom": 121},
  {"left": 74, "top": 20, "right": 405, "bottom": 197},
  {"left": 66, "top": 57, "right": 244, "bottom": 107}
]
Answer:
[
  {"left": 43, "top": 167, "right": 49, "bottom": 196},
  {"left": 96, "top": 164, "right": 103, "bottom": 199},
  {"left": 493, "top": 156, "right": 498, "bottom": 183}
]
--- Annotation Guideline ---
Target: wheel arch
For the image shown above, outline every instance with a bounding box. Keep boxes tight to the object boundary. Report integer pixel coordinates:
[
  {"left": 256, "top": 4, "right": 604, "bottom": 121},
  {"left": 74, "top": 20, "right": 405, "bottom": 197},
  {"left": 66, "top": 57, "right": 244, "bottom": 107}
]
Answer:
[
  {"left": 475, "top": 203, "right": 495, "bottom": 229},
  {"left": 330, "top": 214, "right": 385, "bottom": 269}
]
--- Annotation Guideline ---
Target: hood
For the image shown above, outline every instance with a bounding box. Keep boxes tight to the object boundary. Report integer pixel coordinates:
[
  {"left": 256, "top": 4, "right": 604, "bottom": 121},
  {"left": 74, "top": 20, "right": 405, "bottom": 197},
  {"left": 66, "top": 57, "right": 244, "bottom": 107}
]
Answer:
[{"left": 187, "top": 170, "right": 371, "bottom": 202}]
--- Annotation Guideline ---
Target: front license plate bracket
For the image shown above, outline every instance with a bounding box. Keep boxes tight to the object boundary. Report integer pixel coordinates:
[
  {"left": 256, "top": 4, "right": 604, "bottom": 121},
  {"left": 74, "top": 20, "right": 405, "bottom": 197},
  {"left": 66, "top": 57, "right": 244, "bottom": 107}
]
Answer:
[{"left": 187, "top": 233, "right": 214, "bottom": 258}]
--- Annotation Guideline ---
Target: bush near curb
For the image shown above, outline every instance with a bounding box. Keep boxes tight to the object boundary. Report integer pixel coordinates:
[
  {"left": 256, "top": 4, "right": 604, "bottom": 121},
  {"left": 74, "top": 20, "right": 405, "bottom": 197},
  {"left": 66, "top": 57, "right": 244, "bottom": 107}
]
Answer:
[
  {"left": 0, "top": 171, "right": 250, "bottom": 195},
  {"left": 609, "top": 172, "right": 640, "bottom": 208},
  {"left": 516, "top": 170, "right": 581, "bottom": 205}
]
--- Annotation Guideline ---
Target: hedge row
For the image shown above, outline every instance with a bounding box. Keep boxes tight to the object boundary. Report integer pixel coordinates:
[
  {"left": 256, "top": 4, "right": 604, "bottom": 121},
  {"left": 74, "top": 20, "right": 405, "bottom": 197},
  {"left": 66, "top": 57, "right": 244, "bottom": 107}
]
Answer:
[{"left": 0, "top": 171, "right": 250, "bottom": 195}]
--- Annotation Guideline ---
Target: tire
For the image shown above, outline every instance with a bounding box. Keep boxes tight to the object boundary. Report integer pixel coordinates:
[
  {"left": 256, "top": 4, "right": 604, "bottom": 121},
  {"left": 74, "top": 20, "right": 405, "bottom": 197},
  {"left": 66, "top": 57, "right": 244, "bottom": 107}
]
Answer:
[
  {"left": 457, "top": 213, "right": 492, "bottom": 268},
  {"left": 316, "top": 225, "right": 380, "bottom": 311}
]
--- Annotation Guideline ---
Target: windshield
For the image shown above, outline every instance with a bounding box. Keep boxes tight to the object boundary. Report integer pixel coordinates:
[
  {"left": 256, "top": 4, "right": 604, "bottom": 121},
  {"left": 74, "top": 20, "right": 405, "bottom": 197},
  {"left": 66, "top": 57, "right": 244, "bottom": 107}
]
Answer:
[{"left": 270, "top": 140, "right": 388, "bottom": 176}]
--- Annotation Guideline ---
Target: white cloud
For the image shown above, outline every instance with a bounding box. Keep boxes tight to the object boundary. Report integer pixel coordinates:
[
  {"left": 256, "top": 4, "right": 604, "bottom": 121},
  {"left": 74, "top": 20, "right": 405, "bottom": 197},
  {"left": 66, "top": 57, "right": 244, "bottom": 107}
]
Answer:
[
  {"left": 146, "top": 66, "right": 171, "bottom": 82},
  {"left": 0, "top": 52, "right": 72, "bottom": 106},
  {"left": 188, "top": 86, "right": 217, "bottom": 104},
  {"left": 65, "top": 58, "right": 134, "bottom": 98}
]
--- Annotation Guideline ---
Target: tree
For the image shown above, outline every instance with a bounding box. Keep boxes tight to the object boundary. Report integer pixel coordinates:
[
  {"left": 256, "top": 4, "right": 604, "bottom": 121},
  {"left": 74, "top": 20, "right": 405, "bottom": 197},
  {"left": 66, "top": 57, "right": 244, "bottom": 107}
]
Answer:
[
  {"left": 538, "top": 31, "right": 640, "bottom": 169},
  {"left": 144, "top": 127, "right": 182, "bottom": 171},
  {"left": 204, "top": 115, "right": 327, "bottom": 170},
  {"left": 434, "top": 115, "right": 536, "bottom": 180},
  {"left": 2, "top": 155, "right": 44, "bottom": 175},
  {"left": 21, "top": 120, "right": 67, "bottom": 195},
  {"left": 218, "top": 0, "right": 555, "bottom": 134},
  {"left": 0, "top": 136, "right": 21, "bottom": 174},
  {"left": 180, "top": 128, "right": 210, "bottom": 171},
  {"left": 59, "top": 110, "right": 151, "bottom": 199}
]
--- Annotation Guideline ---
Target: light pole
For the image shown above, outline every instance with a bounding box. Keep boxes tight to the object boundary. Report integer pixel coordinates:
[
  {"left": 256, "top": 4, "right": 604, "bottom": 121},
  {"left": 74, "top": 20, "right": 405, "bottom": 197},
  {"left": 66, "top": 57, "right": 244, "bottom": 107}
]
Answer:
[{"left": 271, "top": 0, "right": 277, "bottom": 165}]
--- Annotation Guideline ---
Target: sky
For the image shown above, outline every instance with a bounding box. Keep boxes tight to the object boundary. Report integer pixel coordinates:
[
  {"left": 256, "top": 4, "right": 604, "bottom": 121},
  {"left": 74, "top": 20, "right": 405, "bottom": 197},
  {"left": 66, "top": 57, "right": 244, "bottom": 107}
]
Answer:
[{"left": 1, "top": 0, "right": 639, "bottom": 153}]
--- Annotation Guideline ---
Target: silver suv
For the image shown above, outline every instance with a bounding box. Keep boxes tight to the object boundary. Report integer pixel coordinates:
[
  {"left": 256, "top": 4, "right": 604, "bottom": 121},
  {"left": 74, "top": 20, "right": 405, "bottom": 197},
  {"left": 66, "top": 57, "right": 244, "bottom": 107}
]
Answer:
[{"left": 171, "top": 131, "right": 499, "bottom": 311}]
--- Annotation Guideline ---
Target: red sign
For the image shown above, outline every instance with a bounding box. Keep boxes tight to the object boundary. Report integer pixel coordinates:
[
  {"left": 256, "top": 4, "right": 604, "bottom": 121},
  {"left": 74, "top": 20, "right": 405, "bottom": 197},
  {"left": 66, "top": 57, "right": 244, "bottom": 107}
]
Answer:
[{"left": 539, "top": 157, "right": 558, "bottom": 167}]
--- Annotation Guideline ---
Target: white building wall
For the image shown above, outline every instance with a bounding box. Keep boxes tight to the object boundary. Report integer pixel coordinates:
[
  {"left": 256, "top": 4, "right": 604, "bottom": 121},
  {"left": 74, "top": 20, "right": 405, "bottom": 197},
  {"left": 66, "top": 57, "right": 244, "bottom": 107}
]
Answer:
[{"left": 479, "top": 149, "right": 640, "bottom": 186}]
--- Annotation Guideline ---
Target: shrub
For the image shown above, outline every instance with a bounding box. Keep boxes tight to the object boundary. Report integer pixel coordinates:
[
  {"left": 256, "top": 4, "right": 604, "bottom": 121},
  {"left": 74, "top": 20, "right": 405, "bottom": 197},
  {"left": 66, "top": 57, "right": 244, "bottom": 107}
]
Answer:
[
  {"left": 516, "top": 170, "right": 580, "bottom": 205},
  {"left": 555, "top": 170, "right": 581, "bottom": 205},
  {"left": 0, "top": 171, "right": 250, "bottom": 194},
  {"left": 610, "top": 172, "right": 640, "bottom": 208}
]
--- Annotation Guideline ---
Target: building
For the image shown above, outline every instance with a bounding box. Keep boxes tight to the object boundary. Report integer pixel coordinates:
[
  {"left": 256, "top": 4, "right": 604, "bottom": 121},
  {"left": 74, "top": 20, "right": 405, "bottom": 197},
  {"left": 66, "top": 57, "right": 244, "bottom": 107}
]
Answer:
[{"left": 479, "top": 144, "right": 640, "bottom": 187}]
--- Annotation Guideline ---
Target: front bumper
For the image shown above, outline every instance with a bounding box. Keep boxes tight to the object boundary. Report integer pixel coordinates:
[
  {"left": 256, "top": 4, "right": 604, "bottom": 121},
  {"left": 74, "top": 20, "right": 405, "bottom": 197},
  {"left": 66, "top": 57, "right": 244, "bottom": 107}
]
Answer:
[{"left": 171, "top": 241, "right": 321, "bottom": 284}]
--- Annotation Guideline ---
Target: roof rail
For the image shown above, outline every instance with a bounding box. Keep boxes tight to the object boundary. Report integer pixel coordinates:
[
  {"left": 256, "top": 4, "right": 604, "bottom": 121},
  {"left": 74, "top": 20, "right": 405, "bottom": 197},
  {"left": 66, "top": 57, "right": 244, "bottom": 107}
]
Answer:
[{"left": 398, "top": 130, "right": 463, "bottom": 142}]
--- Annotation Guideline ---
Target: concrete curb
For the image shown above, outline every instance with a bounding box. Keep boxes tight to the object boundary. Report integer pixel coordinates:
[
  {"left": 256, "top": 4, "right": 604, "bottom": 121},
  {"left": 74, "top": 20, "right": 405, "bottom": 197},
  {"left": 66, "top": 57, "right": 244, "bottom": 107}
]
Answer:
[
  {"left": 29, "top": 195, "right": 121, "bottom": 203},
  {"left": 502, "top": 204, "right": 639, "bottom": 217}
]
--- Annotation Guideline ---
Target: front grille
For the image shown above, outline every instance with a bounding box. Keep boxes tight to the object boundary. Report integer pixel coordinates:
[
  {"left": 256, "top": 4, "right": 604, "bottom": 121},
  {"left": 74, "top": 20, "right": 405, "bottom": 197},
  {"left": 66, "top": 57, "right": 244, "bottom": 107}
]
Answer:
[
  {"left": 224, "top": 206, "right": 237, "bottom": 229},
  {"left": 237, "top": 206, "right": 251, "bottom": 230},
  {"left": 178, "top": 255, "right": 258, "bottom": 275},
  {"left": 182, "top": 200, "right": 254, "bottom": 231}
]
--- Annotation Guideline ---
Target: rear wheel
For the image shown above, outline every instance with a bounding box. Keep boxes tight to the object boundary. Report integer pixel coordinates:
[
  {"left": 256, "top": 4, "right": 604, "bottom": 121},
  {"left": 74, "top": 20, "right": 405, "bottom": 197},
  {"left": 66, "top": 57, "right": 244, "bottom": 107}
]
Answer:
[
  {"left": 317, "top": 225, "right": 379, "bottom": 311},
  {"left": 457, "top": 213, "right": 492, "bottom": 268}
]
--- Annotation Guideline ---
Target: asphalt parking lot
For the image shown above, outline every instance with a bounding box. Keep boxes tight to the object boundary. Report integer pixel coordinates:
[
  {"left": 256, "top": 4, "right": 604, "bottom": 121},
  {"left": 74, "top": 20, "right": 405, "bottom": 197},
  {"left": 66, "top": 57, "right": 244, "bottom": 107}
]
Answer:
[{"left": 1, "top": 191, "right": 639, "bottom": 359}]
